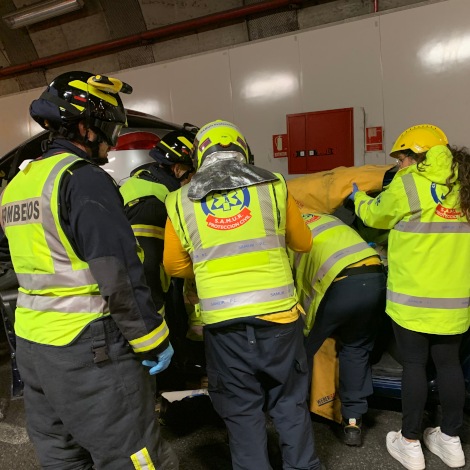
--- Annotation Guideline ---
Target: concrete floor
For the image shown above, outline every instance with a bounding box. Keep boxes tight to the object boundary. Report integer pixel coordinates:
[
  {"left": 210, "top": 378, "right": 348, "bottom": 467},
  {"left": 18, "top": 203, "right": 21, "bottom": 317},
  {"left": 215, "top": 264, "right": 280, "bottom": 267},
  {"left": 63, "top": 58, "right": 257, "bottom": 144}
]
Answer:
[{"left": 1, "top": 336, "right": 470, "bottom": 469}]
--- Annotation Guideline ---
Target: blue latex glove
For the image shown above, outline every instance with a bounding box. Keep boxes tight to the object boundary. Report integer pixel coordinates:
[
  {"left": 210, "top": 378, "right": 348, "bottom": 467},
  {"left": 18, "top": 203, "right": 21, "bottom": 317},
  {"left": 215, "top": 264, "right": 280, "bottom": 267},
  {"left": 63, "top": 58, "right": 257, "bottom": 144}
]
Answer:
[
  {"left": 142, "top": 343, "right": 174, "bottom": 375},
  {"left": 347, "top": 182, "right": 359, "bottom": 201}
]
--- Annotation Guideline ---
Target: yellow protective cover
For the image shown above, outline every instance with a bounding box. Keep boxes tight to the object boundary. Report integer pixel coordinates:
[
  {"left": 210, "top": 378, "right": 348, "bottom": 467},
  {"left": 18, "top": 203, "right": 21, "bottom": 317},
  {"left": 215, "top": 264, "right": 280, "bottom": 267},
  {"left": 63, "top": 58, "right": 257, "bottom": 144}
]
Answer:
[
  {"left": 287, "top": 164, "right": 394, "bottom": 214},
  {"left": 310, "top": 337, "right": 342, "bottom": 423}
]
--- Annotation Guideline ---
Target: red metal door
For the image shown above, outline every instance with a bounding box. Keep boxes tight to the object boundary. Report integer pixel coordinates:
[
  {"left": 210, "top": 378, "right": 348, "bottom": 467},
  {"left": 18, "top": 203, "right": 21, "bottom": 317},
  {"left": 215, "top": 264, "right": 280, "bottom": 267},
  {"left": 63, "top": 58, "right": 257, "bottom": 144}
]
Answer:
[{"left": 287, "top": 108, "right": 354, "bottom": 174}]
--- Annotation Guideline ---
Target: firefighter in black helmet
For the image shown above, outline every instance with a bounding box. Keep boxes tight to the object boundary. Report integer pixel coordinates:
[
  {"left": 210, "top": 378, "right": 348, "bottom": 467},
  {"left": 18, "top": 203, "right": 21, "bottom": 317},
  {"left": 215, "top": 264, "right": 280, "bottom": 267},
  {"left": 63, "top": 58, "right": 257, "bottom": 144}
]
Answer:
[
  {"left": 30, "top": 71, "right": 130, "bottom": 165},
  {"left": 120, "top": 129, "right": 196, "bottom": 303},
  {"left": 120, "top": 128, "right": 199, "bottom": 389},
  {"left": 148, "top": 128, "right": 197, "bottom": 190},
  {"left": 1, "top": 71, "right": 178, "bottom": 469}
]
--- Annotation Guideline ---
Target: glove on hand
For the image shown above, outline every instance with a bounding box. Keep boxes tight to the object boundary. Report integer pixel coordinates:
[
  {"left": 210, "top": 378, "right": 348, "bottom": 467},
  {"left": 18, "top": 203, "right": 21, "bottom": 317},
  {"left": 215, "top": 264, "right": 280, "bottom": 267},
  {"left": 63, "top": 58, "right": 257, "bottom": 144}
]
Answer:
[
  {"left": 142, "top": 343, "right": 174, "bottom": 375},
  {"left": 347, "top": 183, "right": 359, "bottom": 201}
]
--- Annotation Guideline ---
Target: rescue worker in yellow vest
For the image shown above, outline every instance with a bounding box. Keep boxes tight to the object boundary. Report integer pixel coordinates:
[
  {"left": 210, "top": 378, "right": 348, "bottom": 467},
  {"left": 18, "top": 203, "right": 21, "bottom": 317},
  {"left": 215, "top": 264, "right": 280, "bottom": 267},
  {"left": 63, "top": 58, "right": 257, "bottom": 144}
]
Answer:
[
  {"left": 120, "top": 129, "right": 195, "bottom": 371},
  {"left": 289, "top": 213, "right": 386, "bottom": 446},
  {"left": 163, "top": 120, "right": 326, "bottom": 470},
  {"left": 0, "top": 71, "right": 177, "bottom": 470},
  {"left": 120, "top": 129, "right": 195, "bottom": 308},
  {"left": 350, "top": 124, "right": 470, "bottom": 470}
]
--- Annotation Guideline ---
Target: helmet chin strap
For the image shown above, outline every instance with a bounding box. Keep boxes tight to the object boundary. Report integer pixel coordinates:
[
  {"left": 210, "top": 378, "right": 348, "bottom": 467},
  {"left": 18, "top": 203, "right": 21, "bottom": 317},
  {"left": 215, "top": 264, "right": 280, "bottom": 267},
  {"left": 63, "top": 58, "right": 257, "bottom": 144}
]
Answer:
[
  {"left": 176, "top": 169, "right": 193, "bottom": 182},
  {"left": 84, "top": 128, "right": 108, "bottom": 166},
  {"left": 173, "top": 163, "right": 194, "bottom": 183}
]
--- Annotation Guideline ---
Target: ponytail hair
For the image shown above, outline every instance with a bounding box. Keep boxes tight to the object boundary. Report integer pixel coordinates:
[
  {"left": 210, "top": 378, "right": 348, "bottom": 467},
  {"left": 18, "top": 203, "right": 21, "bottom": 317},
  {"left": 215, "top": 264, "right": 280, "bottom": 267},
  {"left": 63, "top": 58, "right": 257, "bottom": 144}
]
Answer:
[{"left": 448, "top": 145, "right": 470, "bottom": 221}]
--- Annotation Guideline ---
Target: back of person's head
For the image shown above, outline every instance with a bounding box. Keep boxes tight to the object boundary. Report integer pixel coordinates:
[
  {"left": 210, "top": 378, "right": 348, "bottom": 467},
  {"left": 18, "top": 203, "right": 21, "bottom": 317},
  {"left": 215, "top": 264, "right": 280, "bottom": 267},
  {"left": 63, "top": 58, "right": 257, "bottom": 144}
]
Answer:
[
  {"left": 30, "top": 71, "right": 132, "bottom": 147},
  {"left": 389, "top": 124, "right": 448, "bottom": 160},
  {"left": 448, "top": 145, "right": 470, "bottom": 222},
  {"left": 391, "top": 124, "right": 470, "bottom": 222},
  {"left": 149, "top": 129, "right": 195, "bottom": 168},
  {"left": 192, "top": 120, "right": 249, "bottom": 170}
]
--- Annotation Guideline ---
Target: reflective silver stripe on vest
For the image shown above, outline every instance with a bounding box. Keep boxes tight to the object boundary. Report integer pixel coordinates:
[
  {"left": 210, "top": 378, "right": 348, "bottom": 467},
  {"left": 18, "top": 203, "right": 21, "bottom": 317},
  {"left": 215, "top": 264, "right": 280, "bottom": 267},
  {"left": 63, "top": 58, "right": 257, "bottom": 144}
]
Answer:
[
  {"left": 17, "top": 270, "right": 99, "bottom": 291},
  {"left": 402, "top": 173, "right": 421, "bottom": 221},
  {"left": 199, "top": 283, "right": 295, "bottom": 311},
  {"left": 312, "top": 242, "right": 370, "bottom": 284},
  {"left": 388, "top": 289, "right": 470, "bottom": 309},
  {"left": 394, "top": 220, "right": 470, "bottom": 234},
  {"left": 293, "top": 219, "right": 343, "bottom": 268},
  {"left": 302, "top": 242, "right": 372, "bottom": 304},
  {"left": 257, "top": 184, "right": 276, "bottom": 231},
  {"left": 20, "top": 155, "right": 98, "bottom": 291},
  {"left": 180, "top": 187, "right": 202, "bottom": 248},
  {"left": 310, "top": 219, "right": 343, "bottom": 238},
  {"left": 17, "top": 291, "right": 109, "bottom": 313},
  {"left": 42, "top": 156, "right": 80, "bottom": 266},
  {"left": 190, "top": 235, "right": 285, "bottom": 262},
  {"left": 301, "top": 291, "right": 314, "bottom": 316}
]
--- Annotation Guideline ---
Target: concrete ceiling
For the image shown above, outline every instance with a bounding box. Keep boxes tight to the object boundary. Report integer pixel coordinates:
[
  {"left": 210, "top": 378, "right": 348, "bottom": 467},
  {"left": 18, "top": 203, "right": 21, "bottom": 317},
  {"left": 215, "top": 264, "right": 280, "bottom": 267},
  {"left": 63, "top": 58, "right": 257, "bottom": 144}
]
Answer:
[{"left": 0, "top": 0, "right": 431, "bottom": 98}]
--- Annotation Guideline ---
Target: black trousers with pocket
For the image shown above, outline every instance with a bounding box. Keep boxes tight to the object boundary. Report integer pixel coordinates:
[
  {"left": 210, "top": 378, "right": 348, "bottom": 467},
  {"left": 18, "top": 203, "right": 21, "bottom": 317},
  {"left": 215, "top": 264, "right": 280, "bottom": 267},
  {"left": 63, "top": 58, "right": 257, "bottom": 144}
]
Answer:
[
  {"left": 16, "top": 316, "right": 178, "bottom": 470},
  {"left": 305, "top": 272, "right": 386, "bottom": 420},
  {"left": 204, "top": 317, "right": 322, "bottom": 470}
]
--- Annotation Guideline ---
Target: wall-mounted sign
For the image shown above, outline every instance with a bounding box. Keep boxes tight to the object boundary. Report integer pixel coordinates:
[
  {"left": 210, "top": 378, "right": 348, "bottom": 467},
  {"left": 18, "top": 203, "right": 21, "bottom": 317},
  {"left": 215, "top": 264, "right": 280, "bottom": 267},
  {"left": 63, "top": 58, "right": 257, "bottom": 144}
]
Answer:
[
  {"left": 272, "top": 134, "right": 288, "bottom": 158},
  {"left": 366, "top": 126, "right": 383, "bottom": 152}
]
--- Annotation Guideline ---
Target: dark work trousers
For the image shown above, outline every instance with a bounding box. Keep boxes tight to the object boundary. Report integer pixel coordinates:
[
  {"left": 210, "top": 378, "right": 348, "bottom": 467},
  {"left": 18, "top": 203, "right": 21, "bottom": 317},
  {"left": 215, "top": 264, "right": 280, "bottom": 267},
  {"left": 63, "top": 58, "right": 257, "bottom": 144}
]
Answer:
[
  {"left": 204, "top": 317, "right": 321, "bottom": 470},
  {"left": 305, "top": 272, "right": 386, "bottom": 420},
  {"left": 16, "top": 317, "right": 178, "bottom": 470},
  {"left": 392, "top": 321, "right": 465, "bottom": 440}
]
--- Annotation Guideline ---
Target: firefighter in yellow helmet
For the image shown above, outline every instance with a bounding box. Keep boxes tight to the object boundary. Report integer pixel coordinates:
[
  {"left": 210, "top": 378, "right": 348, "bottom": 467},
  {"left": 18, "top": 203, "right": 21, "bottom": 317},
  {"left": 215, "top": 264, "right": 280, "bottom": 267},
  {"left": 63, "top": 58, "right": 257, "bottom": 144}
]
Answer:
[
  {"left": 0, "top": 71, "right": 177, "bottom": 469},
  {"left": 163, "top": 120, "right": 325, "bottom": 470},
  {"left": 348, "top": 124, "right": 470, "bottom": 470}
]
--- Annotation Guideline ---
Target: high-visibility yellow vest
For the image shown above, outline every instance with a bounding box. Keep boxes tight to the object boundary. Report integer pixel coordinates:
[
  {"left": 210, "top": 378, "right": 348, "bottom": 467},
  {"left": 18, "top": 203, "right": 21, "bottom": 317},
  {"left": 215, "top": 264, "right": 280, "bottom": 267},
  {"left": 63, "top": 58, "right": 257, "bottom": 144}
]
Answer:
[
  {"left": 0, "top": 153, "right": 109, "bottom": 345},
  {"left": 120, "top": 171, "right": 170, "bottom": 291},
  {"left": 165, "top": 174, "right": 298, "bottom": 325},
  {"left": 120, "top": 171, "right": 169, "bottom": 208},
  {"left": 290, "top": 214, "right": 378, "bottom": 335},
  {"left": 355, "top": 149, "right": 470, "bottom": 334}
]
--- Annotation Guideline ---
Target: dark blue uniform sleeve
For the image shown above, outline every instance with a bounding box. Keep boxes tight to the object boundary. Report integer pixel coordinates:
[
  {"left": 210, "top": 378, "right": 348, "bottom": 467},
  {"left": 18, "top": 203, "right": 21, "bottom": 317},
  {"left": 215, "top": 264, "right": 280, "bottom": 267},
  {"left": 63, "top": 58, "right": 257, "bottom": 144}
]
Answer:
[
  {"left": 124, "top": 197, "right": 167, "bottom": 308},
  {"left": 60, "top": 163, "right": 170, "bottom": 354}
]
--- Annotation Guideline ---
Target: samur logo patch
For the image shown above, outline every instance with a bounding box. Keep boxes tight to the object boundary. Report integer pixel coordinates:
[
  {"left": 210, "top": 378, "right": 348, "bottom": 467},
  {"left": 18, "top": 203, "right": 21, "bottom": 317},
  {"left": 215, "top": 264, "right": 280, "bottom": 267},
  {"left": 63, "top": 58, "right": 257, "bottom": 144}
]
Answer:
[{"left": 201, "top": 188, "right": 252, "bottom": 230}]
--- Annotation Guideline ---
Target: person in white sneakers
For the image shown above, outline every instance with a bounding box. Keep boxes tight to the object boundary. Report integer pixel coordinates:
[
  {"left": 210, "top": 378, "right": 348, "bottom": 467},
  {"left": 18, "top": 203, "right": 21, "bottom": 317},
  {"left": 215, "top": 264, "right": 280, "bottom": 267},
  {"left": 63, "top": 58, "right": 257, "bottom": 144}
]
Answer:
[
  {"left": 385, "top": 426, "right": 465, "bottom": 470},
  {"left": 386, "top": 431, "right": 426, "bottom": 470},
  {"left": 349, "top": 124, "right": 470, "bottom": 470},
  {"left": 423, "top": 427, "right": 465, "bottom": 468}
]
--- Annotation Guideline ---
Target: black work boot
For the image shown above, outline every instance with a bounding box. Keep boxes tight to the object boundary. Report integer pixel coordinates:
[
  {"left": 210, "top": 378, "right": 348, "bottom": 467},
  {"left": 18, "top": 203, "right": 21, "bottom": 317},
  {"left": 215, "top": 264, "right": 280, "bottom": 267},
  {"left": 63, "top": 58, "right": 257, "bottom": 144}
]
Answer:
[{"left": 341, "top": 416, "right": 362, "bottom": 446}]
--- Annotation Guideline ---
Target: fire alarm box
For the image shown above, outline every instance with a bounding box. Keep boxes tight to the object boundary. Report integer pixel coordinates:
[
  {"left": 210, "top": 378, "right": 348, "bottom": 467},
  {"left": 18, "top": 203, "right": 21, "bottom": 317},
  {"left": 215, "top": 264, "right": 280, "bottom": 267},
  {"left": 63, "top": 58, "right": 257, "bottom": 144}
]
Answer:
[{"left": 287, "top": 108, "right": 354, "bottom": 174}]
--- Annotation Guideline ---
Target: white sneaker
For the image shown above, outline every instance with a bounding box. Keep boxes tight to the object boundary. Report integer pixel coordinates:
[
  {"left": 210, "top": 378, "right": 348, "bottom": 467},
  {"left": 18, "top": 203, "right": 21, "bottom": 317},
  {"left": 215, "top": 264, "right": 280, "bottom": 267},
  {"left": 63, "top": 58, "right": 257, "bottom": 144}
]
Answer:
[
  {"left": 386, "top": 430, "right": 425, "bottom": 470},
  {"left": 423, "top": 427, "right": 465, "bottom": 468}
]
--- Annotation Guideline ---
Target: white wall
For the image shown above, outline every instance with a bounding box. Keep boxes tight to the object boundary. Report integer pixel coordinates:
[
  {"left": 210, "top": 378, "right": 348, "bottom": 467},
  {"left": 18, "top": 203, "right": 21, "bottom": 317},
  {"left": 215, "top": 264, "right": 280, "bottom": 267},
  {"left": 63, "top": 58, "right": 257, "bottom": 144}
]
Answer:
[{"left": 0, "top": 0, "right": 468, "bottom": 179}]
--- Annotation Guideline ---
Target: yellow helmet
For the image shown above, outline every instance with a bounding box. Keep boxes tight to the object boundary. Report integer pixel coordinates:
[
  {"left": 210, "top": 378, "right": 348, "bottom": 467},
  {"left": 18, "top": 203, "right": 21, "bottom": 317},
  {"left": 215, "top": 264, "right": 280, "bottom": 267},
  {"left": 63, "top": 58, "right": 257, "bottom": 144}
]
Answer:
[
  {"left": 193, "top": 120, "right": 249, "bottom": 169},
  {"left": 390, "top": 124, "right": 448, "bottom": 155}
]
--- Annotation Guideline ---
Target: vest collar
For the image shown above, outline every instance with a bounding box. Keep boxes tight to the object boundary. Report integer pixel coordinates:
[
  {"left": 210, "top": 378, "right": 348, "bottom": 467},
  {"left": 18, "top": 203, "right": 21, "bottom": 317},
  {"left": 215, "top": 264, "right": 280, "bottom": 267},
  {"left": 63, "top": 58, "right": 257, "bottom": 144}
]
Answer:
[
  {"left": 42, "top": 138, "right": 88, "bottom": 160},
  {"left": 188, "top": 152, "right": 278, "bottom": 201}
]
